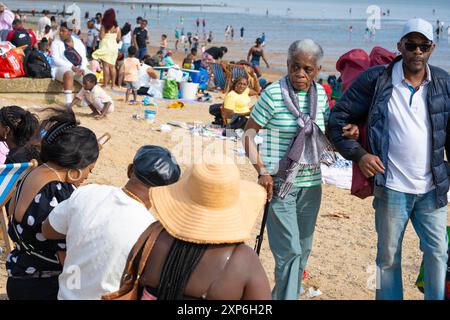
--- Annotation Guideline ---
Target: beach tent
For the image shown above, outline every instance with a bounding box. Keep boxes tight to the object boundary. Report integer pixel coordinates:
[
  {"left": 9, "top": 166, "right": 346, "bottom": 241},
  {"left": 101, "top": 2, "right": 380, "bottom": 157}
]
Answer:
[{"left": 0, "top": 160, "right": 38, "bottom": 255}]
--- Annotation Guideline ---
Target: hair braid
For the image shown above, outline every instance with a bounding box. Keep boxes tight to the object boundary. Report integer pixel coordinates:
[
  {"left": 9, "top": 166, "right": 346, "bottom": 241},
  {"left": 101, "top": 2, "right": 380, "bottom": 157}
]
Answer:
[
  {"left": 0, "top": 106, "right": 39, "bottom": 147},
  {"left": 157, "top": 239, "right": 208, "bottom": 300}
]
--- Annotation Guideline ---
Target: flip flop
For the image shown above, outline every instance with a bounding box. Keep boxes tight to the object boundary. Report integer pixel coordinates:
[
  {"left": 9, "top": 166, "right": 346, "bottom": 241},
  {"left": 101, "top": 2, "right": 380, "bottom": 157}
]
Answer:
[{"left": 168, "top": 101, "right": 185, "bottom": 109}]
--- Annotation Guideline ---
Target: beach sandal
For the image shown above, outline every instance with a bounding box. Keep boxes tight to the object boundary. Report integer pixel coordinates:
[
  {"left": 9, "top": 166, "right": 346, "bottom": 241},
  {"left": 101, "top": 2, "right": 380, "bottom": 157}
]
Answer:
[{"left": 168, "top": 101, "right": 185, "bottom": 109}]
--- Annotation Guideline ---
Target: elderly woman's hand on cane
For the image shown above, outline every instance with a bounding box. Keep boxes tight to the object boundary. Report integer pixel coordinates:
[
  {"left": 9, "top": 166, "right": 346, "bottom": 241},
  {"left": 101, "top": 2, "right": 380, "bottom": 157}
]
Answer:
[{"left": 258, "top": 173, "right": 273, "bottom": 202}]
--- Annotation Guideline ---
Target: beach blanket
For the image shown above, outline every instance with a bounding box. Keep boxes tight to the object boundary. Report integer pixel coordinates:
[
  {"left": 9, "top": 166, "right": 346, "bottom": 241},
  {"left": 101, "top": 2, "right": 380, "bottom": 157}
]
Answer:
[{"left": 321, "top": 153, "right": 353, "bottom": 189}]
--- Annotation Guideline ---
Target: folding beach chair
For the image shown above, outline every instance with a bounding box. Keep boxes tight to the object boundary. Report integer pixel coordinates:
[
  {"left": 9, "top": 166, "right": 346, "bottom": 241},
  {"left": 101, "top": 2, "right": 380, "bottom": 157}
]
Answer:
[
  {"left": 0, "top": 160, "right": 38, "bottom": 256},
  {"left": 206, "top": 62, "right": 228, "bottom": 91},
  {"left": 225, "top": 63, "right": 261, "bottom": 93}
]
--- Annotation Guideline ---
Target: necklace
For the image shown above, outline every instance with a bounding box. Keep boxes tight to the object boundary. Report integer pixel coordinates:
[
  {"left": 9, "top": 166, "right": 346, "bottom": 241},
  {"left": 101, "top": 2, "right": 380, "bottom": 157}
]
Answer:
[
  {"left": 122, "top": 187, "right": 146, "bottom": 207},
  {"left": 43, "top": 163, "right": 65, "bottom": 181}
]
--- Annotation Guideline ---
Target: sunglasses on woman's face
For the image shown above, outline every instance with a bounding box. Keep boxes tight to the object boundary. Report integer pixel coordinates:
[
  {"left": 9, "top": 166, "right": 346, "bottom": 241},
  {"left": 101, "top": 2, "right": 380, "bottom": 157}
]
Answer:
[{"left": 404, "top": 42, "right": 433, "bottom": 53}]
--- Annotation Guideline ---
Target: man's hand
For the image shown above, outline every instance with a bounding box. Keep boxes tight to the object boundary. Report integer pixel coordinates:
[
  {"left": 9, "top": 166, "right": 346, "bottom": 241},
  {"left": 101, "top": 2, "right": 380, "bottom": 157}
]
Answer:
[
  {"left": 358, "top": 154, "right": 385, "bottom": 178},
  {"left": 258, "top": 175, "right": 274, "bottom": 202},
  {"left": 342, "top": 124, "right": 359, "bottom": 140}
]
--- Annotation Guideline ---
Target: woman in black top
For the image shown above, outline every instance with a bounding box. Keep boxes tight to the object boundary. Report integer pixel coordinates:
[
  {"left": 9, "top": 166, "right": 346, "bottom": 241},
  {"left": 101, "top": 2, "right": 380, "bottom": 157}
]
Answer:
[
  {"left": 204, "top": 46, "right": 228, "bottom": 60},
  {"left": 247, "top": 38, "right": 269, "bottom": 78},
  {"left": 6, "top": 110, "right": 99, "bottom": 300},
  {"left": 201, "top": 46, "right": 228, "bottom": 68},
  {"left": 0, "top": 106, "right": 41, "bottom": 164}
]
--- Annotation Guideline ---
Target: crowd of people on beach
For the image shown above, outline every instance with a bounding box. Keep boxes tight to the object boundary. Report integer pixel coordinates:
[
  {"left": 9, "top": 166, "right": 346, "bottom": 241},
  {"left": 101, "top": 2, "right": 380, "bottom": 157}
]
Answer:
[{"left": 0, "top": 3, "right": 449, "bottom": 301}]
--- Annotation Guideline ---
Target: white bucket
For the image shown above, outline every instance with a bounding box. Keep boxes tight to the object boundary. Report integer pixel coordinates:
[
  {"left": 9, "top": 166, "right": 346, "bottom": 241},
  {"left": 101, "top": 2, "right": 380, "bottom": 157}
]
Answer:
[{"left": 180, "top": 82, "right": 199, "bottom": 100}]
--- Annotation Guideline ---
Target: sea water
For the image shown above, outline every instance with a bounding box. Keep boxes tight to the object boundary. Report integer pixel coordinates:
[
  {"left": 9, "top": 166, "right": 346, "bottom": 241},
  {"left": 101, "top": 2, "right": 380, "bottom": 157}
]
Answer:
[{"left": 11, "top": 0, "right": 450, "bottom": 72}]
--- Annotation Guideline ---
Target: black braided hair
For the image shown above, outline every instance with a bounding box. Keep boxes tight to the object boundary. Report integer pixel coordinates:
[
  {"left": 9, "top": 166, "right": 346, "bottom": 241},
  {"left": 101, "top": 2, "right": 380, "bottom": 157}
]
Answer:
[
  {"left": 157, "top": 239, "right": 208, "bottom": 300},
  {"left": 40, "top": 108, "right": 99, "bottom": 169},
  {"left": 0, "top": 106, "right": 39, "bottom": 147}
]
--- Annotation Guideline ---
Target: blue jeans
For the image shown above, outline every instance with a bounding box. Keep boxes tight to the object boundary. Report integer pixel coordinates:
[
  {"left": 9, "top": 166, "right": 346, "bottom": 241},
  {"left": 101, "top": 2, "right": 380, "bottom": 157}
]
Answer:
[
  {"left": 373, "top": 186, "right": 448, "bottom": 300},
  {"left": 267, "top": 181, "right": 322, "bottom": 300},
  {"left": 137, "top": 47, "right": 147, "bottom": 61},
  {"left": 121, "top": 43, "right": 131, "bottom": 59}
]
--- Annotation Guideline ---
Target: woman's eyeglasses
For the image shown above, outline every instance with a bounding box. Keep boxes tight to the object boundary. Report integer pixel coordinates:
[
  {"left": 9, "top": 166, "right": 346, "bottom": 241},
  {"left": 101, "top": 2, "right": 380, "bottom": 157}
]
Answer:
[{"left": 404, "top": 42, "right": 432, "bottom": 53}]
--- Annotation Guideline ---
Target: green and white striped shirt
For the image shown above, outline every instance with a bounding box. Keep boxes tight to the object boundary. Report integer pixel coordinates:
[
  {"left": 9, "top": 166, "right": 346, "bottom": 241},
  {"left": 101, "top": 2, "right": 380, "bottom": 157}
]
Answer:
[{"left": 251, "top": 80, "right": 330, "bottom": 187}]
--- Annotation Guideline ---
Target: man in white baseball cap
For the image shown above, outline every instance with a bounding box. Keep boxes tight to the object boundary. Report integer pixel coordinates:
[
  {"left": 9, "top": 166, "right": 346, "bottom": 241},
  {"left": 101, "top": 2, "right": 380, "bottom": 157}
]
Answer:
[
  {"left": 401, "top": 18, "right": 434, "bottom": 42},
  {"left": 329, "top": 17, "right": 450, "bottom": 300}
]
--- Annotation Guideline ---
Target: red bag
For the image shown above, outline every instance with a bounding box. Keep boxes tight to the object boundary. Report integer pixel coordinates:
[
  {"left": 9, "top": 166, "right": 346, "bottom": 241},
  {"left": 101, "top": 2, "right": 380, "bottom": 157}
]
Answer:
[
  {"left": 351, "top": 123, "right": 373, "bottom": 198},
  {"left": 0, "top": 49, "right": 25, "bottom": 78},
  {"left": 337, "top": 47, "right": 396, "bottom": 199}
]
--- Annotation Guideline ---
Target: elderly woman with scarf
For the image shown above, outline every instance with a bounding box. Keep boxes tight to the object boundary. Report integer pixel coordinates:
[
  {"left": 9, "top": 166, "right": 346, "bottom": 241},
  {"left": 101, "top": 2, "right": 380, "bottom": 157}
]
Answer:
[{"left": 243, "top": 39, "right": 358, "bottom": 300}]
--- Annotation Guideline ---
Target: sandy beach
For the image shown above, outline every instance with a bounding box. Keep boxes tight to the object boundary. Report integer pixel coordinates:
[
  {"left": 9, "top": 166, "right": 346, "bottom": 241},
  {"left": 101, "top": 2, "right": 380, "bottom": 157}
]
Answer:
[
  {"left": 0, "top": 71, "right": 445, "bottom": 300},
  {"left": 0, "top": 16, "right": 448, "bottom": 301}
]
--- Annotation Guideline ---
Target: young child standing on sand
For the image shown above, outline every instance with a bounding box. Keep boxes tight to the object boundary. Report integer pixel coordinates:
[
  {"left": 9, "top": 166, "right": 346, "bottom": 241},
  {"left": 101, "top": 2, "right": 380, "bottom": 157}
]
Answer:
[
  {"left": 159, "top": 34, "right": 168, "bottom": 54},
  {"left": 119, "top": 46, "right": 141, "bottom": 104},
  {"left": 69, "top": 73, "right": 114, "bottom": 119}
]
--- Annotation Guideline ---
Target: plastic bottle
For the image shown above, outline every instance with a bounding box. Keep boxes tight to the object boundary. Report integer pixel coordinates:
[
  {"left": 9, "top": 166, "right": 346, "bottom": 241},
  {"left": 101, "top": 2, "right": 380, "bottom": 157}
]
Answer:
[{"left": 144, "top": 108, "right": 157, "bottom": 124}]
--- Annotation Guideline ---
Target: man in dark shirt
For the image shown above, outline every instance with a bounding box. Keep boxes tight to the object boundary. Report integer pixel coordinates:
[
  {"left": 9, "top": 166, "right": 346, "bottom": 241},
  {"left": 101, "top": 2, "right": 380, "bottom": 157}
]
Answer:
[
  {"left": 6, "top": 19, "right": 37, "bottom": 49},
  {"left": 132, "top": 19, "right": 149, "bottom": 61}
]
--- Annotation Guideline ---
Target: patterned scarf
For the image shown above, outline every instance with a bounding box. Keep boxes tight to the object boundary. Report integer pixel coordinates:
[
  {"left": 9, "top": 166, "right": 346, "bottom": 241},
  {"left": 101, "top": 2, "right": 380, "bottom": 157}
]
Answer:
[{"left": 276, "top": 76, "right": 335, "bottom": 199}]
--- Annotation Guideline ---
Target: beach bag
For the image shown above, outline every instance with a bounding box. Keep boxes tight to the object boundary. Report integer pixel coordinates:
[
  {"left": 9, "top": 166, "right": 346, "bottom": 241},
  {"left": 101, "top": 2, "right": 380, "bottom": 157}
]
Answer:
[
  {"left": 0, "top": 41, "right": 15, "bottom": 55},
  {"left": 23, "top": 47, "right": 51, "bottom": 78},
  {"left": 64, "top": 43, "right": 82, "bottom": 67},
  {"left": 350, "top": 123, "right": 373, "bottom": 199},
  {"left": 0, "top": 49, "right": 25, "bottom": 78},
  {"left": 198, "top": 67, "right": 209, "bottom": 91},
  {"left": 163, "top": 79, "right": 178, "bottom": 99},
  {"left": 102, "top": 222, "right": 163, "bottom": 300},
  {"left": 166, "top": 67, "right": 183, "bottom": 82}
]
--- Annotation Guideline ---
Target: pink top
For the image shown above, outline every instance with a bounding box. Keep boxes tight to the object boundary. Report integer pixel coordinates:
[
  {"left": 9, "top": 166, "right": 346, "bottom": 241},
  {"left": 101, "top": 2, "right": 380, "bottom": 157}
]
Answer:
[
  {"left": 0, "top": 9, "right": 15, "bottom": 31},
  {"left": 141, "top": 288, "right": 157, "bottom": 300},
  {"left": 0, "top": 143, "right": 9, "bottom": 164}
]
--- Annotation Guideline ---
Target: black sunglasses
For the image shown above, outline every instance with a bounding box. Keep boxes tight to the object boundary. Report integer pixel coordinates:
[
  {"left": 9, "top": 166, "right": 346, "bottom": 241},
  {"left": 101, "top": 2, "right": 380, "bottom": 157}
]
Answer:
[{"left": 404, "top": 42, "right": 433, "bottom": 53}]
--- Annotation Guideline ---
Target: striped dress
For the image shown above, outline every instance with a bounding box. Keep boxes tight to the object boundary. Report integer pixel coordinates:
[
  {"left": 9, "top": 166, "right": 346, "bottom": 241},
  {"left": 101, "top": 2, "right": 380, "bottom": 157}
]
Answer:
[{"left": 251, "top": 80, "right": 330, "bottom": 188}]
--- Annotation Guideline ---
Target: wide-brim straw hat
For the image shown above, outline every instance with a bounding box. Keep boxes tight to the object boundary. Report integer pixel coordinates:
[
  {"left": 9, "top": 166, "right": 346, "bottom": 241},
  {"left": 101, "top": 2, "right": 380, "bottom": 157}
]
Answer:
[{"left": 149, "top": 155, "right": 267, "bottom": 244}]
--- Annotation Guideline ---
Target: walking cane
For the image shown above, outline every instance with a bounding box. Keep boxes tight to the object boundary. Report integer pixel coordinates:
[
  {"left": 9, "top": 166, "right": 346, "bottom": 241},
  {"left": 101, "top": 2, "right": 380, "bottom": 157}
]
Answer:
[{"left": 254, "top": 201, "right": 270, "bottom": 256}]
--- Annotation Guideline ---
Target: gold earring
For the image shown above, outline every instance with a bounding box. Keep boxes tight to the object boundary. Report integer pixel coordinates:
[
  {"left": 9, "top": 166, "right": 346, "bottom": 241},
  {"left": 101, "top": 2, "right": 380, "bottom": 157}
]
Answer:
[{"left": 67, "top": 169, "right": 83, "bottom": 182}]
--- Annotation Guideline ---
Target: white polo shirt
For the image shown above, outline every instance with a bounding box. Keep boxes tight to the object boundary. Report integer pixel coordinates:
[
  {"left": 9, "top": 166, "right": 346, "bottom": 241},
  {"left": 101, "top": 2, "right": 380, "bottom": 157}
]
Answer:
[{"left": 385, "top": 60, "right": 433, "bottom": 194}]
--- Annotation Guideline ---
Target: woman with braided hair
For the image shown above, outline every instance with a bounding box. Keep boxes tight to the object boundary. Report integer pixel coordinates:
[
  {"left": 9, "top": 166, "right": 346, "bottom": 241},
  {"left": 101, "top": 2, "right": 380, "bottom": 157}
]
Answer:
[
  {"left": 6, "top": 109, "right": 99, "bottom": 300},
  {"left": 134, "top": 155, "right": 271, "bottom": 300},
  {"left": 0, "top": 106, "right": 40, "bottom": 164}
]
